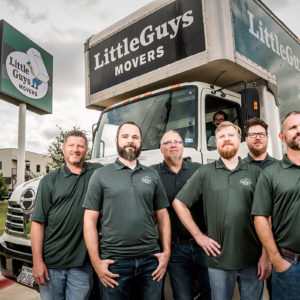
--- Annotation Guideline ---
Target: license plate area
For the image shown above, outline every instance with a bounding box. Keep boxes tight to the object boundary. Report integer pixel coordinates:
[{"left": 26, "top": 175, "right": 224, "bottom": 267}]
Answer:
[{"left": 17, "top": 266, "right": 35, "bottom": 287}]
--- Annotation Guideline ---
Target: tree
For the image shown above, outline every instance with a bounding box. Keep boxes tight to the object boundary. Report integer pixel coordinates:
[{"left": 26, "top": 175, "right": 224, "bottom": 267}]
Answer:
[
  {"left": 0, "top": 173, "right": 8, "bottom": 199},
  {"left": 47, "top": 125, "right": 92, "bottom": 170}
]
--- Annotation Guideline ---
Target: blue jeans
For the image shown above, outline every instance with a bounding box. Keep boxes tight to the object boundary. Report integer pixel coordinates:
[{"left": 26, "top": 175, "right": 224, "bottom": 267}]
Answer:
[
  {"left": 272, "top": 256, "right": 300, "bottom": 300},
  {"left": 39, "top": 262, "right": 93, "bottom": 300},
  {"left": 208, "top": 267, "right": 263, "bottom": 300},
  {"left": 168, "top": 243, "right": 211, "bottom": 300},
  {"left": 99, "top": 253, "right": 163, "bottom": 300}
]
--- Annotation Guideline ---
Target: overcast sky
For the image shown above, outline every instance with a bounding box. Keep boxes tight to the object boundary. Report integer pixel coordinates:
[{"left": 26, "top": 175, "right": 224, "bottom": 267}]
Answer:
[{"left": 0, "top": 0, "right": 299, "bottom": 154}]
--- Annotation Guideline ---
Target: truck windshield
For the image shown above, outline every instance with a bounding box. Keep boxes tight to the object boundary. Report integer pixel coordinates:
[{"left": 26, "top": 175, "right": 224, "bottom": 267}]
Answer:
[{"left": 92, "top": 86, "right": 197, "bottom": 158}]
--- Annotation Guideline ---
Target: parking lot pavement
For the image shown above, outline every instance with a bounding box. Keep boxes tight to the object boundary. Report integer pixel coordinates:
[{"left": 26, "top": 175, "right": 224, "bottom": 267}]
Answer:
[{"left": 0, "top": 275, "right": 39, "bottom": 300}]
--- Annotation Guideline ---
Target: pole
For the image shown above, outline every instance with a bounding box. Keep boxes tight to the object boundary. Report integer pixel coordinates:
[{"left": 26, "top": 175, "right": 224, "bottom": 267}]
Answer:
[{"left": 17, "top": 103, "right": 26, "bottom": 186}]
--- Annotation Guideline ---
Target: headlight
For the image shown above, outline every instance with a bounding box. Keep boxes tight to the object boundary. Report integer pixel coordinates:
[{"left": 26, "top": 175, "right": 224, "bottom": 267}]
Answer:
[{"left": 20, "top": 188, "right": 35, "bottom": 213}]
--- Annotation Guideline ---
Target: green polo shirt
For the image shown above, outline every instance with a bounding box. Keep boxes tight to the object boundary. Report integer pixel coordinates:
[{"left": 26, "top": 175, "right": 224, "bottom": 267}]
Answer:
[
  {"left": 32, "top": 162, "right": 102, "bottom": 268},
  {"left": 252, "top": 155, "right": 300, "bottom": 253},
  {"left": 244, "top": 153, "right": 278, "bottom": 170},
  {"left": 152, "top": 160, "right": 205, "bottom": 240},
  {"left": 176, "top": 158, "right": 262, "bottom": 269},
  {"left": 83, "top": 158, "right": 169, "bottom": 259}
]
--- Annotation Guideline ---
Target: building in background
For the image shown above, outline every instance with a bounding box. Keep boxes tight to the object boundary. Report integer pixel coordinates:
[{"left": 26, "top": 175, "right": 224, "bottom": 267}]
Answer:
[{"left": 0, "top": 148, "right": 51, "bottom": 188}]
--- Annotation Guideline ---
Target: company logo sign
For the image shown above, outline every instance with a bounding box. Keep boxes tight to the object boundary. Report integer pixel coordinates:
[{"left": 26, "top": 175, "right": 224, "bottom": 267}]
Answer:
[
  {"left": 6, "top": 48, "right": 50, "bottom": 99},
  {"left": 88, "top": 0, "right": 205, "bottom": 95}
]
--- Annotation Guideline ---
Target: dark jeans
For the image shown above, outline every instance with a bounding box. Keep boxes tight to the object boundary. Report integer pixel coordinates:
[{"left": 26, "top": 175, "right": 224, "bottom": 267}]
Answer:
[
  {"left": 168, "top": 243, "right": 211, "bottom": 300},
  {"left": 272, "top": 256, "right": 300, "bottom": 300},
  {"left": 99, "top": 253, "right": 162, "bottom": 300}
]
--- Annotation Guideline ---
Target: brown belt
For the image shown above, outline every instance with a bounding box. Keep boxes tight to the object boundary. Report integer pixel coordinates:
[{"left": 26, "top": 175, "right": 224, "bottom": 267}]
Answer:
[
  {"left": 280, "top": 248, "right": 300, "bottom": 262},
  {"left": 173, "top": 238, "right": 197, "bottom": 246}
]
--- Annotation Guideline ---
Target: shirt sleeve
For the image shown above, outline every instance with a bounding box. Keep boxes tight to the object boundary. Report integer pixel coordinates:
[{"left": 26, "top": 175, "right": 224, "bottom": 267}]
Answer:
[
  {"left": 153, "top": 172, "right": 169, "bottom": 211},
  {"left": 31, "top": 176, "right": 52, "bottom": 223},
  {"left": 251, "top": 171, "right": 273, "bottom": 216},
  {"left": 176, "top": 167, "right": 202, "bottom": 208},
  {"left": 82, "top": 168, "right": 104, "bottom": 211}
]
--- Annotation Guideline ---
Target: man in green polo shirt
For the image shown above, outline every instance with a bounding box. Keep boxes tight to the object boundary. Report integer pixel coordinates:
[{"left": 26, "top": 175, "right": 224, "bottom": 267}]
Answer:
[
  {"left": 83, "top": 121, "right": 171, "bottom": 300},
  {"left": 31, "top": 130, "right": 102, "bottom": 300},
  {"left": 173, "top": 121, "right": 271, "bottom": 300},
  {"left": 244, "top": 117, "right": 278, "bottom": 299},
  {"left": 252, "top": 111, "right": 300, "bottom": 300}
]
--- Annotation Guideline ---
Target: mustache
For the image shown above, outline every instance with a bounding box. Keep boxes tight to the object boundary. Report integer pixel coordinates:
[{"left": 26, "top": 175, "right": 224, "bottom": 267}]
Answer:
[
  {"left": 293, "top": 133, "right": 300, "bottom": 140},
  {"left": 124, "top": 143, "right": 137, "bottom": 149},
  {"left": 222, "top": 142, "right": 234, "bottom": 146}
]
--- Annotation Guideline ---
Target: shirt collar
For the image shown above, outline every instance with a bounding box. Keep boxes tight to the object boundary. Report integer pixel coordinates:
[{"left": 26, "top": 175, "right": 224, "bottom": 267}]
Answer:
[
  {"left": 281, "top": 154, "right": 298, "bottom": 169},
  {"left": 246, "top": 153, "right": 273, "bottom": 163},
  {"left": 114, "top": 157, "right": 146, "bottom": 170},
  {"left": 161, "top": 159, "right": 188, "bottom": 174},
  {"left": 216, "top": 156, "right": 247, "bottom": 171},
  {"left": 61, "top": 162, "right": 88, "bottom": 177}
]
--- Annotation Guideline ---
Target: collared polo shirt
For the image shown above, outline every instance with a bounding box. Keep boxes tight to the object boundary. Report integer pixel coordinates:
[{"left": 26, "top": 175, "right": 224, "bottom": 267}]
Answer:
[
  {"left": 32, "top": 162, "right": 102, "bottom": 268},
  {"left": 152, "top": 160, "right": 205, "bottom": 240},
  {"left": 176, "top": 158, "right": 262, "bottom": 269},
  {"left": 83, "top": 158, "right": 169, "bottom": 259},
  {"left": 244, "top": 153, "right": 278, "bottom": 169},
  {"left": 252, "top": 155, "right": 300, "bottom": 253}
]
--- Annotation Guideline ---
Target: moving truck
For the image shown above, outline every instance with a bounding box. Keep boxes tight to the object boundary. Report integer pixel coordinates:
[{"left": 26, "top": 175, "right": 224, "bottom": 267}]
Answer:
[{"left": 1, "top": 0, "right": 299, "bottom": 297}]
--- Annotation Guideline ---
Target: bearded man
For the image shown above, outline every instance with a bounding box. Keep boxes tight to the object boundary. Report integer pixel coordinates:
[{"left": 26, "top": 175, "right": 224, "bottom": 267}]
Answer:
[
  {"left": 252, "top": 111, "right": 300, "bottom": 300},
  {"left": 83, "top": 121, "right": 171, "bottom": 300},
  {"left": 244, "top": 118, "right": 278, "bottom": 169},
  {"left": 152, "top": 130, "right": 211, "bottom": 300},
  {"left": 172, "top": 121, "right": 271, "bottom": 300}
]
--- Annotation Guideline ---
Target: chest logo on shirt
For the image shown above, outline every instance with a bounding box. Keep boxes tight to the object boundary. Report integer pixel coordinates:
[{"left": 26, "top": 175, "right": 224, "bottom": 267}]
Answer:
[
  {"left": 141, "top": 176, "right": 152, "bottom": 184},
  {"left": 240, "top": 178, "right": 252, "bottom": 186}
]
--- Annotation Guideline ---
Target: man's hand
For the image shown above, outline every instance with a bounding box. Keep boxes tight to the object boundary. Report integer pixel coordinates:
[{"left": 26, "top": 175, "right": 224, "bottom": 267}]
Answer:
[
  {"left": 194, "top": 233, "right": 221, "bottom": 257},
  {"left": 273, "top": 257, "right": 291, "bottom": 273},
  {"left": 32, "top": 260, "right": 50, "bottom": 286},
  {"left": 257, "top": 251, "right": 272, "bottom": 281},
  {"left": 152, "top": 251, "right": 170, "bottom": 282},
  {"left": 94, "top": 259, "right": 120, "bottom": 288}
]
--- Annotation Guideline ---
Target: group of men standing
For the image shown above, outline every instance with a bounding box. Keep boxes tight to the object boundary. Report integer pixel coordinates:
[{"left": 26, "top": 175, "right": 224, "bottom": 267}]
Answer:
[{"left": 31, "top": 111, "right": 300, "bottom": 300}]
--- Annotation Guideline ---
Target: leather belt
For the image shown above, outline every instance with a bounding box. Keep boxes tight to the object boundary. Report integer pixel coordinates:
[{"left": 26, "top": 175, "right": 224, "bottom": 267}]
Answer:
[
  {"left": 280, "top": 248, "right": 300, "bottom": 263},
  {"left": 173, "top": 238, "right": 197, "bottom": 246}
]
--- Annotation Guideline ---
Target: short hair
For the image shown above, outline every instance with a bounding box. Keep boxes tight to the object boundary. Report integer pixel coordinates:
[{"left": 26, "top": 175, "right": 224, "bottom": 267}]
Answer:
[
  {"left": 64, "top": 130, "right": 88, "bottom": 146},
  {"left": 280, "top": 111, "right": 300, "bottom": 133},
  {"left": 215, "top": 121, "right": 241, "bottom": 138},
  {"left": 213, "top": 111, "right": 228, "bottom": 121},
  {"left": 244, "top": 118, "right": 268, "bottom": 136},
  {"left": 116, "top": 121, "right": 142, "bottom": 139},
  {"left": 160, "top": 130, "right": 182, "bottom": 145}
]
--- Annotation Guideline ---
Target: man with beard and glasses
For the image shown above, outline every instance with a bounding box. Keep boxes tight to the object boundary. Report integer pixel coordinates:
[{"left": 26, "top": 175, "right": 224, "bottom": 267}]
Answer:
[
  {"left": 172, "top": 121, "right": 271, "bottom": 300},
  {"left": 152, "top": 130, "right": 211, "bottom": 300},
  {"left": 244, "top": 118, "right": 278, "bottom": 169},
  {"left": 252, "top": 111, "right": 300, "bottom": 300},
  {"left": 82, "top": 121, "right": 171, "bottom": 300},
  {"left": 31, "top": 130, "right": 102, "bottom": 300},
  {"left": 244, "top": 117, "right": 277, "bottom": 299}
]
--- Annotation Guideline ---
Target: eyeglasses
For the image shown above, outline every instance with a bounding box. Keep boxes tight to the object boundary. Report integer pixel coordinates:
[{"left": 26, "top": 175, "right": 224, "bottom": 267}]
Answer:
[
  {"left": 247, "top": 132, "right": 268, "bottom": 138},
  {"left": 162, "top": 140, "right": 183, "bottom": 146}
]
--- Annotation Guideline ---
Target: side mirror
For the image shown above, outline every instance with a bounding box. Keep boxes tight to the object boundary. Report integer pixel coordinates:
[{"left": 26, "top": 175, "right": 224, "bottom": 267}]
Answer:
[{"left": 241, "top": 88, "right": 260, "bottom": 123}]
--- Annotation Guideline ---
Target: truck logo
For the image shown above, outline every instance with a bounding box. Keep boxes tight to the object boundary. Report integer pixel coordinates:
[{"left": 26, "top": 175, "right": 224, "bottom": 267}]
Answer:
[{"left": 6, "top": 48, "right": 50, "bottom": 99}]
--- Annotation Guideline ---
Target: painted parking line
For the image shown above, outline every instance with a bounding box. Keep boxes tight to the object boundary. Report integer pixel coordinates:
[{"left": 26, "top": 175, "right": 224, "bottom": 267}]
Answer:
[{"left": 0, "top": 275, "right": 14, "bottom": 290}]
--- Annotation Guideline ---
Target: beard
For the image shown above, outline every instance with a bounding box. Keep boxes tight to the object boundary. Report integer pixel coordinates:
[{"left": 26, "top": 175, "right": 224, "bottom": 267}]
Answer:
[
  {"left": 117, "top": 142, "right": 142, "bottom": 161},
  {"left": 169, "top": 153, "right": 181, "bottom": 164},
  {"left": 218, "top": 142, "right": 239, "bottom": 159},
  {"left": 287, "top": 134, "right": 300, "bottom": 150},
  {"left": 248, "top": 144, "right": 268, "bottom": 157}
]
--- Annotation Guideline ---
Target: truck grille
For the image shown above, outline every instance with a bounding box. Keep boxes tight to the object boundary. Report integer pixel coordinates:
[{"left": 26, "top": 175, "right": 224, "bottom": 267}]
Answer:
[{"left": 5, "top": 201, "right": 25, "bottom": 236}]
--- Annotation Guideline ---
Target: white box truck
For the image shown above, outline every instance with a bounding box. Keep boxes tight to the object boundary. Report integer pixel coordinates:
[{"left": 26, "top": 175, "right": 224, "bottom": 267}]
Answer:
[{"left": 1, "top": 0, "right": 299, "bottom": 298}]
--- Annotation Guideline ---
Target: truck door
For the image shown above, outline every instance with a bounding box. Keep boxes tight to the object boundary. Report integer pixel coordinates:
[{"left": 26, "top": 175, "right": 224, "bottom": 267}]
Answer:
[{"left": 199, "top": 88, "right": 248, "bottom": 164}]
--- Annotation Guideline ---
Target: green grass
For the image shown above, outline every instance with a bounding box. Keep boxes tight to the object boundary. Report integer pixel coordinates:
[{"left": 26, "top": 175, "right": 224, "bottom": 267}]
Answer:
[{"left": 0, "top": 201, "right": 8, "bottom": 235}]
